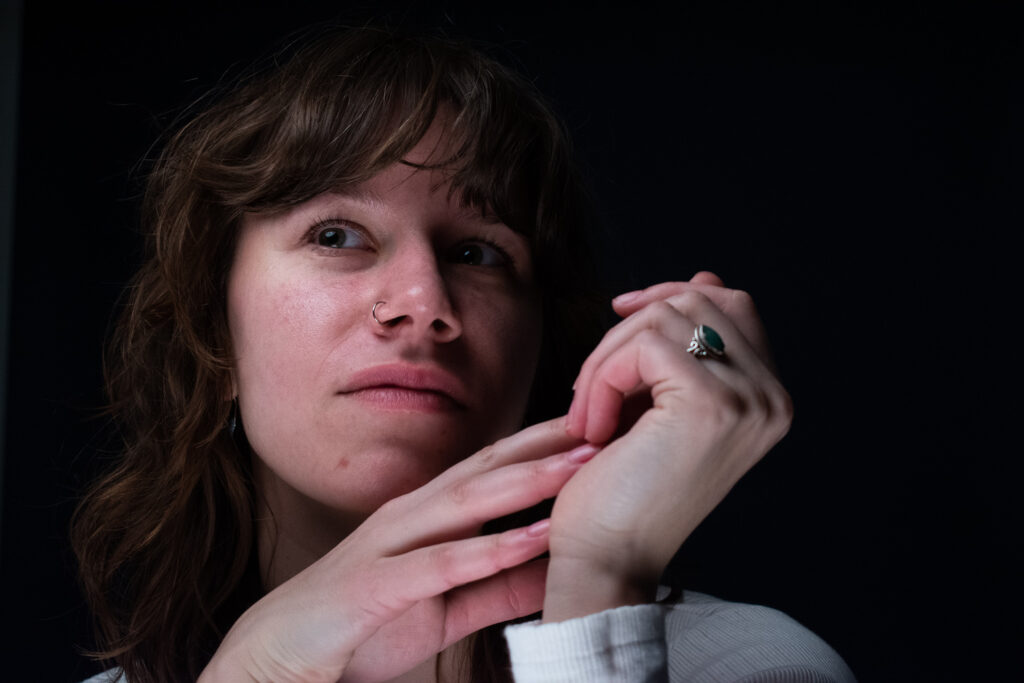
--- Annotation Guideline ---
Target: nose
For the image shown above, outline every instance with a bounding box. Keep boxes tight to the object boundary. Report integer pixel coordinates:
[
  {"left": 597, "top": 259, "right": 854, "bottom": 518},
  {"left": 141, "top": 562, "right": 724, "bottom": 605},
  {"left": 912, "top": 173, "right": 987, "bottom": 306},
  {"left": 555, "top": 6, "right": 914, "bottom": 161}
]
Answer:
[{"left": 371, "top": 245, "right": 462, "bottom": 344}]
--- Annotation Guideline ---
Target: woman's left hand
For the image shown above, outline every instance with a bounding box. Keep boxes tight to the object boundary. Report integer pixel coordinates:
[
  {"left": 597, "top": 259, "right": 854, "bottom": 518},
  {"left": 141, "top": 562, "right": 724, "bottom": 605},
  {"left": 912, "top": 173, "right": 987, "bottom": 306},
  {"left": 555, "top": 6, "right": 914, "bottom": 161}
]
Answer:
[{"left": 543, "top": 272, "right": 794, "bottom": 621}]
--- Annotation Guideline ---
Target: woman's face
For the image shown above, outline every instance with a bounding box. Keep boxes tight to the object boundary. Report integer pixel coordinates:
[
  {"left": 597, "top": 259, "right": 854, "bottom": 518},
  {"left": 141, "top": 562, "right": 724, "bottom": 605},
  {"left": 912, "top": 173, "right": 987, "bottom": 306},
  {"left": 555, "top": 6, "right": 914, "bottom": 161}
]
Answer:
[{"left": 227, "top": 129, "right": 543, "bottom": 519}]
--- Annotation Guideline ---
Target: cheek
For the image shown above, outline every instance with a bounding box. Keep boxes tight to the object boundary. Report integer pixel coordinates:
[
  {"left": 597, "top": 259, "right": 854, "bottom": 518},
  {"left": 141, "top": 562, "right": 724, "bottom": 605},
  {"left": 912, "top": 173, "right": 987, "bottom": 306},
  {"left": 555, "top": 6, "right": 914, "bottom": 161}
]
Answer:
[
  {"left": 476, "top": 294, "right": 544, "bottom": 416},
  {"left": 226, "top": 266, "right": 358, "bottom": 482},
  {"left": 231, "top": 280, "right": 324, "bottom": 385},
  {"left": 227, "top": 258, "right": 359, "bottom": 428}
]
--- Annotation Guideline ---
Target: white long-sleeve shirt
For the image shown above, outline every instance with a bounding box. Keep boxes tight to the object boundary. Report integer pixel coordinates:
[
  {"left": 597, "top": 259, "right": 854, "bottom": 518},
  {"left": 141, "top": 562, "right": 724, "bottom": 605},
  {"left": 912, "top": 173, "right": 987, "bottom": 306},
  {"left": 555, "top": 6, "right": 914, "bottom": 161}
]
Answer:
[
  {"left": 82, "top": 591, "right": 854, "bottom": 682},
  {"left": 505, "top": 591, "right": 855, "bottom": 682}
]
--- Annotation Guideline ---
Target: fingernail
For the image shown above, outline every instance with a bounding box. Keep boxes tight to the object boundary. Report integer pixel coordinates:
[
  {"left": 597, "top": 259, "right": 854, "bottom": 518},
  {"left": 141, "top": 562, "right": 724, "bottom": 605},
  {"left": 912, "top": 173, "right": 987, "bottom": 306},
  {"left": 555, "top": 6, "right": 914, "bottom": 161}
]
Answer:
[
  {"left": 566, "top": 443, "right": 600, "bottom": 464},
  {"left": 526, "top": 519, "right": 551, "bottom": 537},
  {"left": 613, "top": 290, "right": 642, "bottom": 305}
]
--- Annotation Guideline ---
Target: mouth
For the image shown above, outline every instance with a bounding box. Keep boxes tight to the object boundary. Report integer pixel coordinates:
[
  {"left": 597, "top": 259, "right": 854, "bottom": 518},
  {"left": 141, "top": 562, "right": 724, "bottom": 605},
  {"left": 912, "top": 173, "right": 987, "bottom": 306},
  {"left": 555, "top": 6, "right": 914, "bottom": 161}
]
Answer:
[
  {"left": 340, "top": 365, "right": 468, "bottom": 412},
  {"left": 344, "top": 386, "right": 463, "bottom": 412}
]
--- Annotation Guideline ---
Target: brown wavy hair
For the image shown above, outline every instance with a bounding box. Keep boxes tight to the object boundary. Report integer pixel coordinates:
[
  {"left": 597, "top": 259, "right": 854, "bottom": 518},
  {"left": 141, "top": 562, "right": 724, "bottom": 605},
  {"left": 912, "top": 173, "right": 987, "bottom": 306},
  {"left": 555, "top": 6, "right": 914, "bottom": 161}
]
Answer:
[{"left": 72, "top": 25, "right": 604, "bottom": 682}]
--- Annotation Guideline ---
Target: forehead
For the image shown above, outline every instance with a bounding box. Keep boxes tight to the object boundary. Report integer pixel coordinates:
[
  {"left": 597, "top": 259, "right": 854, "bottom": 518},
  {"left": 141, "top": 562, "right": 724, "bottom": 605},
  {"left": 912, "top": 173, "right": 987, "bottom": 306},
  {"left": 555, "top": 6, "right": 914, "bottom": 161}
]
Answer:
[
  {"left": 403, "top": 116, "right": 454, "bottom": 167},
  {"left": 330, "top": 119, "right": 503, "bottom": 224},
  {"left": 280, "top": 164, "right": 498, "bottom": 232}
]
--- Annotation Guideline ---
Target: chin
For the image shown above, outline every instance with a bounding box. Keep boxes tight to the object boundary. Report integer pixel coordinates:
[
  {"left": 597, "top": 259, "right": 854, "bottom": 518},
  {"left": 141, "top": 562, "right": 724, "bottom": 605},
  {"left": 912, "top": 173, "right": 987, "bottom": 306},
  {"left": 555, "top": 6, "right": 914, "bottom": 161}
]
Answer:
[
  {"left": 252, "top": 414, "right": 513, "bottom": 516},
  {"left": 306, "top": 442, "right": 466, "bottom": 509}
]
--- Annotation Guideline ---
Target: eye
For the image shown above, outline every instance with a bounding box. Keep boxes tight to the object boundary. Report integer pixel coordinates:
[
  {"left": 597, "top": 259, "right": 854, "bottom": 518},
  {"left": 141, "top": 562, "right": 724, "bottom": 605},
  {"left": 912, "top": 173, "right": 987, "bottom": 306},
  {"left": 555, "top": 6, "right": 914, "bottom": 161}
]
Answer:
[
  {"left": 309, "top": 221, "right": 371, "bottom": 251},
  {"left": 450, "top": 240, "right": 512, "bottom": 268}
]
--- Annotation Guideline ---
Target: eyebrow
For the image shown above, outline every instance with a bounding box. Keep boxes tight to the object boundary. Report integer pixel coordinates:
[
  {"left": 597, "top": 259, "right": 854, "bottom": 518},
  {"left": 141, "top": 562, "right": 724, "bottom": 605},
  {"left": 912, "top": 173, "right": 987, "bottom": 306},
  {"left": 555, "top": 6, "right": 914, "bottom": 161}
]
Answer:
[
  {"left": 330, "top": 185, "right": 505, "bottom": 227},
  {"left": 331, "top": 185, "right": 388, "bottom": 208}
]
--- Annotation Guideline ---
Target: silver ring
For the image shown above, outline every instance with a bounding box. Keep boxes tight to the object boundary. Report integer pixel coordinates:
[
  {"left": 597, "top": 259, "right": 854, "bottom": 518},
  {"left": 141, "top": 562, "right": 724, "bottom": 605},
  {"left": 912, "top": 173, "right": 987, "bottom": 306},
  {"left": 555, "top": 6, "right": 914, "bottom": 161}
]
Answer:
[
  {"left": 372, "top": 301, "right": 388, "bottom": 325},
  {"left": 686, "top": 324, "right": 726, "bottom": 359}
]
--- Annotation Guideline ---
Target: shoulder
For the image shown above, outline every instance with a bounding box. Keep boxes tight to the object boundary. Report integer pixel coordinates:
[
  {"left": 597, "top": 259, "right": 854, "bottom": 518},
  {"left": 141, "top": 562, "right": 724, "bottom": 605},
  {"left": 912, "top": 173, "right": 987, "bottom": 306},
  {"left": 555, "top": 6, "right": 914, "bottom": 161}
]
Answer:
[
  {"left": 79, "top": 668, "right": 125, "bottom": 683},
  {"left": 665, "top": 591, "right": 856, "bottom": 682}
]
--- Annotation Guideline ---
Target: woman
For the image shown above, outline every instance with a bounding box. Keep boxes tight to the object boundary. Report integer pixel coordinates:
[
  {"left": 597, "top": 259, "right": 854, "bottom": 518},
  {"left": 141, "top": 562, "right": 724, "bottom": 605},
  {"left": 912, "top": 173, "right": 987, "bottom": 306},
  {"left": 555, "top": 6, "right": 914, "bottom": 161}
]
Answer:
[{"left": 74, "top": 26, "right": 854, "bottom": 682}]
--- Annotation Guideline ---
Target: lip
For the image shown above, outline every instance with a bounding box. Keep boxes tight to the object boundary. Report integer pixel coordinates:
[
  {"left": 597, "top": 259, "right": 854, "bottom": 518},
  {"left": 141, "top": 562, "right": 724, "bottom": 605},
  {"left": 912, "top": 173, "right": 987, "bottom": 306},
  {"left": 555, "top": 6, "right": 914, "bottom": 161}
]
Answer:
[{"left": 340, "top": 364, "right": 468, "bottom": 411}]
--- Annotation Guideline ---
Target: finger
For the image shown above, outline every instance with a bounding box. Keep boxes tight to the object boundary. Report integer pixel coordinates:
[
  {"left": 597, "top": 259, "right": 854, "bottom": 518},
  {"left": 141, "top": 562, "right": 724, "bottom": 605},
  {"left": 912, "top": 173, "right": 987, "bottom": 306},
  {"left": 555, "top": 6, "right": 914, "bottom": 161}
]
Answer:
[
  {"left": 612, "top": 277, "right": 727, "bottom": 316},
  {"left": 569, "top": 301, "right": 692, "bottom": 437},
  {"left": 611, "top": 281, "right": 770, "bottom": 362},
  {"left": 579, "top": 297, "right": 789, "bottom": 444},
  {"left": 658, "top": 288, "right": 778, "bottom": 377},
  {"left": 611, "top": 281, "right": 773, "bottom": 371},
  {"left": 582, "top": 328, "right": 730, "bottom": 444},
  {"left": 440, "top": 558, "right": 548, "bottom": 648},
  {"left": 383, "top": 443, "right": 600, "bottom": 554},
  {"left": 424, "top": 416, "right": 583, "bottom": 492},
  {"left": 364, "top": 520, "right": 551, "bottom": 624},
  {"left": 569, "top": 293, "right": 767, "bottom": 438}
]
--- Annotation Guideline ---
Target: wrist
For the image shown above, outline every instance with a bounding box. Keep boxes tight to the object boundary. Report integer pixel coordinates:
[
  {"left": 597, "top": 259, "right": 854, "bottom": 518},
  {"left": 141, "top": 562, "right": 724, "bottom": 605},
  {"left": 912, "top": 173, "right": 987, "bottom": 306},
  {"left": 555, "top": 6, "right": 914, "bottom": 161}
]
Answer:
[{"left": 541, "top": 556, "right": 657, "bottom": 623}]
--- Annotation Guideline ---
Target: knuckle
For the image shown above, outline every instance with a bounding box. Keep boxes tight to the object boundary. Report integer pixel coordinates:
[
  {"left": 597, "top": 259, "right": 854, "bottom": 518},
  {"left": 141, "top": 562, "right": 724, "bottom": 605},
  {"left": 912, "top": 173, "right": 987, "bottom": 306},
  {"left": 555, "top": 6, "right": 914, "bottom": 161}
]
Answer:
[
  {"left": 750, "top": 385, "right": 773, "bottom": 417},
  {"left": 693, "top": 387, "right": 742, "bottom": 428},
  {"left": 723, "top": 392, "right": 747, "bottom": 422},
  {"left": 598, "top": 323, "right": 619, "bottom": 344},
  {"left": 668, "top": 289, "right": 710, "bottom": 315},
  {"left": 357, "top": 563, "right": 395, "bottom": 621},
  {"left": 489, "top": 534, "right": 511, "bottom": 570},
  {"left": 466, "top": 442, "right": 502, "bottom": 477},
  {"left": 635, "top": 326, "right": 663, "bottom": 347},
  {"left": 729, "top": 288, "right": 757, "bottom": 314},
  {"left": 376, "top": 493, "right": 405, "bottom": 515},
  {"left": 443, "top": 601, "right": 469, "bottom": 644},
  {"left": 446, "top": 478, "right": 474, "bottom": 506},
  {"left": 772, "top": 387, "right": 795, "bottom": 436},
  {"left": 540, "top": 414, "right": 568, "bottom": 439},
  {"left": 525, "top": 458, "right": 550, "bottom": 482},
  {"left": 474, "top": 442, "right": 498, "bottom": 468},
  {"left": 645, "top": 299, "right": 678, "bottom": 319},
  {"left": 431, "top": 545, "right": 460, "bottom": 584},
  {"left": 368, "top": 495, "right": 405, "bottom": 527},
  {"left": 777, "top": 386, "right": 794, "bottom": 420},
  {"left": 504, "top": 573, "right": 523, "bottom": 615},
  {"left": 638, "top": 300, "right": 675, "bottom": 331},
  {"left": 587, "top": 325, "right": 618, "bottom": 357}
]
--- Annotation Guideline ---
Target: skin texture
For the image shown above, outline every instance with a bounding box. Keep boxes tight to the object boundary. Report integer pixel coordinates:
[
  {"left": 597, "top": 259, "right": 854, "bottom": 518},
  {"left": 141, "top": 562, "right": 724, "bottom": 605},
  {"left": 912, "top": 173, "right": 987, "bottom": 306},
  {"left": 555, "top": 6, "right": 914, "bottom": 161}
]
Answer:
[
  {"left": 216, "top": 124, "right": 567, "bottom": 682},
  {"left": 210, "top": 117, "right": 793, "bottom": 681},
  {"left": 544, "top": 271, "right": 793, "bottom": 621},
  {"left": 227, "top": 127, "right": 545, "bottom": 587},
  {"left": 206, "top": 419, "right": 592, "bottom": 682}
]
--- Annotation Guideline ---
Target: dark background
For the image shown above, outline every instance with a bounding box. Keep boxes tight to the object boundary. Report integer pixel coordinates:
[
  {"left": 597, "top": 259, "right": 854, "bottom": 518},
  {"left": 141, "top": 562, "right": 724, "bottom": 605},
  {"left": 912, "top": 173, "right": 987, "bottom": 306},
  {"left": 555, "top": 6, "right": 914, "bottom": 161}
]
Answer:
[{"left": 2, "top": 1, "right": 1020, "bottom": 681}]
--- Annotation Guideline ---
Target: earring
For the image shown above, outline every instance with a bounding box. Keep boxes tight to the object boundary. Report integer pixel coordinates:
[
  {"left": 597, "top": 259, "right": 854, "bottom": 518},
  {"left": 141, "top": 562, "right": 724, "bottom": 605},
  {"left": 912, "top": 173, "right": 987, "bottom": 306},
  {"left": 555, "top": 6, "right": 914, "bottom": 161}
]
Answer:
[{"left": 228, "top": 397, "right": 239, "bottom": 437}]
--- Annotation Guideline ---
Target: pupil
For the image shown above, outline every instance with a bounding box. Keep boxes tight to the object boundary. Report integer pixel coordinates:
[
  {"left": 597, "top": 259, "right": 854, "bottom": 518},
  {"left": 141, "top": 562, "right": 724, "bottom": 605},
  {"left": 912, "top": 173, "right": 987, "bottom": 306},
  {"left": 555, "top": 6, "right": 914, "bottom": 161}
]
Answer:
[
  {"left": 461, "top": 245, "right": 482, "bottom": 264},
  {"left": 319, "top": 229, "right": 340, "bottom": 247}
]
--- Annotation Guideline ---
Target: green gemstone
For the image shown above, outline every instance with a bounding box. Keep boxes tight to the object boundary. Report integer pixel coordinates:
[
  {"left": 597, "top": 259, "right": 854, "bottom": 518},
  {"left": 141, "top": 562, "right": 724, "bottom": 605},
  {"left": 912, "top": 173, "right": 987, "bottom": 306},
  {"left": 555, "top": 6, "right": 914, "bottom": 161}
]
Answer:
[{"left": 700, "top": 325, "right": 725, "bottom": 353}]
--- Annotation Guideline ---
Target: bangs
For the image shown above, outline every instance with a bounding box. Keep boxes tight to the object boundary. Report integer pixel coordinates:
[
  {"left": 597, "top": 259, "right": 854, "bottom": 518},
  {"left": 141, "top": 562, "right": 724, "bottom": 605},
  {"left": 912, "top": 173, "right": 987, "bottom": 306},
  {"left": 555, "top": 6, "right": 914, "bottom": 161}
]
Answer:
[{"left": 198, "top": 28, "right": 561, "bottom": 237}]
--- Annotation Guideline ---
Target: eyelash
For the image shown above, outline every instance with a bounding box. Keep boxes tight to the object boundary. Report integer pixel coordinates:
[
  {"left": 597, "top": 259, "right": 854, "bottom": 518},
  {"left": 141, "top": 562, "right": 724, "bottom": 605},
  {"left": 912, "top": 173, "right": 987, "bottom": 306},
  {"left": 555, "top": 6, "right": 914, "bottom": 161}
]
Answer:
[
  {"left": 305, "top": 217, "right": 370, "bottom": 251},
  {"left": 459, "top": 236, "right": 516, "bottom": 270},
  {"left": 304, "top": 217, "right": 517, "bottom": 270}
]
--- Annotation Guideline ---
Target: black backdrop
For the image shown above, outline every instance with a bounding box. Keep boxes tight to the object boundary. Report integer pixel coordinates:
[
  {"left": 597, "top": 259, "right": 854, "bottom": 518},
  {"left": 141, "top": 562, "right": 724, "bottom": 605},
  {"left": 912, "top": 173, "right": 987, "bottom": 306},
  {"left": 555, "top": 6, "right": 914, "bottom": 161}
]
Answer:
[{"left": 3, "top": 2, "right": 1020, "bottom": 681}]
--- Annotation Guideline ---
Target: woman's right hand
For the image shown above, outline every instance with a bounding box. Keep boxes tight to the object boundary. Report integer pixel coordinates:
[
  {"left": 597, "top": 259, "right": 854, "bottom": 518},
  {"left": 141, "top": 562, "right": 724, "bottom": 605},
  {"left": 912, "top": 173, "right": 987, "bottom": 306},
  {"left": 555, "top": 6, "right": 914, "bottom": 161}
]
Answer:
[{"left": 198, "top": 417, "right": 591, "bottom": 683}]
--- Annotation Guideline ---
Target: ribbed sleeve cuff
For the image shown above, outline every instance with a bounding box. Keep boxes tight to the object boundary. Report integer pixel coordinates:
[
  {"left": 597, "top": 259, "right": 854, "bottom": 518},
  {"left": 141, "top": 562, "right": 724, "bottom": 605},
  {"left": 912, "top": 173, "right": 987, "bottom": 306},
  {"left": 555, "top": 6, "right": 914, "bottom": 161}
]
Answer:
[{"left": 504, "top": 603, "right": 669, "bottom": 682}]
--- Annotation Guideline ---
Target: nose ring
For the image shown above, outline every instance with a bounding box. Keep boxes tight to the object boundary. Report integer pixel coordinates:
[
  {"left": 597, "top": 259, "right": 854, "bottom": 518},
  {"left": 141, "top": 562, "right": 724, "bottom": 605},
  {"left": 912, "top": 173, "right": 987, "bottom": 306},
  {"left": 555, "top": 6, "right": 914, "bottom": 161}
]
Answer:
[{"left": 372, "top": 300, "right": 392, "bottom": 326}]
